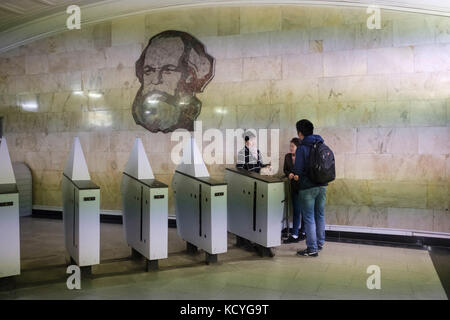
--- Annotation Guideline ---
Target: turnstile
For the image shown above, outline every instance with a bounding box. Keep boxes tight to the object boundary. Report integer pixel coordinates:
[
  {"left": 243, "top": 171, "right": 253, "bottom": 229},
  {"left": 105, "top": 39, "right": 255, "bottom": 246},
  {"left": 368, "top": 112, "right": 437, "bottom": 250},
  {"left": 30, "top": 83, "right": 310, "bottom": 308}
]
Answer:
[
  {"left": 172, "top": 171, "right": 227, "bottom": 264},
  {"left": 225, "top": 168, "right": 284, "bottom": 257},
  {"left": 0, "top": 137, "right": 20, "bottom": 279},
  {"left": 121, "top": 138, "right": 168, "bottom": 271},
  {"left": 171, "top": 136, "right": 227, "bottom": 264},
  {"left": 62, "top": 138, "right": 100, "bottom": 274}
]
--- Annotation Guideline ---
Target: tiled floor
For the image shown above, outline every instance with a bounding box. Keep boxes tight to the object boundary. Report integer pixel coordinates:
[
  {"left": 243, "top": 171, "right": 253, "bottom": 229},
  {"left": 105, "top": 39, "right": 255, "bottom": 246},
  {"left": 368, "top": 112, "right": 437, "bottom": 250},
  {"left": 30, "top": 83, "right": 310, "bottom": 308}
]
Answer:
[{"left": 0, "top": 217, "right": 447, "bottom": 300}]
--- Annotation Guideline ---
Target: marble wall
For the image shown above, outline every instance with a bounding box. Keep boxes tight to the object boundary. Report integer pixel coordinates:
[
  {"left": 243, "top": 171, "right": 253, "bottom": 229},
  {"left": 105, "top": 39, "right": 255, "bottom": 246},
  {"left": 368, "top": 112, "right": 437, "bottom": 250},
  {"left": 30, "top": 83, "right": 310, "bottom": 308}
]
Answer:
[{"left": 0, "top": 5, "right": 448, "bottom": 233}]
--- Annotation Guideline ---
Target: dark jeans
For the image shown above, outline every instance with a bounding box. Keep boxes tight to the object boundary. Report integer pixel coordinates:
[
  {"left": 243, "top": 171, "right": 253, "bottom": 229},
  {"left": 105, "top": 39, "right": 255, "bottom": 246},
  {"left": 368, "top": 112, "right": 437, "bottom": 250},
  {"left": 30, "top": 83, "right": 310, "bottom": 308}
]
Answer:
[
  {"left": 299, "top": 186, "right": 327, "bottom": 252},
  {"left": 291, "top": 190, "right": 305, "bottom": 237}
]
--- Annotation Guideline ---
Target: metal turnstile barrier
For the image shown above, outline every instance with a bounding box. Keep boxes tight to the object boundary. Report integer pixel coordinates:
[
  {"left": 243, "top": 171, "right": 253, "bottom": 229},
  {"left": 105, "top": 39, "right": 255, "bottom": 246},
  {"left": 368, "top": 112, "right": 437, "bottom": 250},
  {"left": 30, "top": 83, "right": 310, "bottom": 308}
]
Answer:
[
  {"left": 121, "top": 173, "right": 168, "bottom": 271},
  {"left": 172, "top": 170, "right": 227, "bottom": 264},
  {"left": 225, "top": 168, "right": 284, "bottom": 257}
]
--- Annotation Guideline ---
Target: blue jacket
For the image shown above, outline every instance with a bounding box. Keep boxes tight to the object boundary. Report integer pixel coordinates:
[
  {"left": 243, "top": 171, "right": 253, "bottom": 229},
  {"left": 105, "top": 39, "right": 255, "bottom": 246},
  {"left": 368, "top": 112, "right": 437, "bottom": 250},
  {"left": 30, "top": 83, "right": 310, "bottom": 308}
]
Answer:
[{"left": 293, "top": 134, "right": 328, "bottom": 190}]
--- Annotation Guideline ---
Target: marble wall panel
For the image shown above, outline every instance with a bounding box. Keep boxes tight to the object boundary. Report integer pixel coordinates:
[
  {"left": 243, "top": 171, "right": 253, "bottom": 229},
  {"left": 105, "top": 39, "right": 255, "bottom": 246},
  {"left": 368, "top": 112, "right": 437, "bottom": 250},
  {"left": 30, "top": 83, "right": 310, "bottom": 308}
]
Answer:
[
  {"left": 418, "top": 127, "right": 450, "bottom": 155},
  {"left": 386, "top": 128, "right": 419, "bottom": 154},
  {"left": 334, "top": 153, "right": 345, "bottom": 179},
  {"left": 433, "top": 210, "right": 450, "bottom": 233},
  {"left": 145, "top": 8, "right": 219, "bottom": 38},
  {"left": 0, "top": 56, "right": 25, "bottom": 76},
  {"left": 427, "top": 183, "right": 449, "bottom": 210},
  {"left": 344, "top": 154, "right": 393, "bottom": 180},
  {"left": 434, "top": 16, "right": 450, "bottom": 44},
  {"left": 236, "top": 104, "right": 280, "bottom": 129},
  {"left": 318, "top": 76, "right": 388, "bottom": 103},
  {"left": 367, "top": 46, "right": 414, "bottom": 75},
  {"left": 104, "top": 44, "right": 142, "bottom": 69},
  {"left": 315, "top": 127, "right": 356, "bottom": 154},
  {"left": 369, "top": 181, "right": 427, "bottom": 209},
  {"left": 391, "top": 154, "right": 447, "bottom": 182},
  {"left": 280, "top": 6, "right": 310, "bottom": 30},
  {"left": 213, "top": 58, "right": 243, "bottom": 83},
  {"left": 268, "top": 29, "right": 309, "bottom": 56},
  {"left": 197, "top": 105, "right": 238, "bottom": 130},
  {"left": 239, "top": 6, "right": 281, "bottom": 34},
  {"left": 393, "top": 16, "right": 435, "bottom": 47},
  {"left": 387, "top": 207, "right": 434, "bottom": 231},
  {"left": 410, "top": 100, "right": 447, "bottom": 126},
  {"left": 354, "top": 20, "right": 394, "bottom": 50},
  {"left": 272, "top": 78, "right": 319, "bottom": 105},
  {"left": 237, "top": 80, "right": 272, "bottom": 106},
  {"left": 323, "top": 49, "right": 367, "bottom": 77},
  {"left": 218, "top": 7, "right": 240, "bottom": 36},
  {"left": 387, "top": 72, "right": 450, "bottom": 101},
  {"left": 326, "top": 179, "right": 372, "bottom": 207},
  {"left": 414, "top": 44, "right": 450, "bottom": 73},
  {"left": 312, "top": 24, "right": 357, "bottom": 52},
  {"left": 347, "top": 206, "right": 389, "bottom": 228},
  {"left": 372, "top": 101, "right": 410, "bottom": 128},
  {"left": 111, "top": 15, "right": 146, "bottom": 46},
  {"left": 240, "top": 32, "right": 271, "bottom": 58},
  {"left": 243, "top": 56, "right": 282, "bottom": 81},
  {"left": 323, "top": 205, "right": 349, "bottom": 226},
  {"left": 25, "top": 54, "right": 48, "bottom": 75},
  {"left": 356, "top": 127, "right": 394, "bottom": 154},
  {"left": 282, "top": 53, "right": 323, "bottom": 79}
]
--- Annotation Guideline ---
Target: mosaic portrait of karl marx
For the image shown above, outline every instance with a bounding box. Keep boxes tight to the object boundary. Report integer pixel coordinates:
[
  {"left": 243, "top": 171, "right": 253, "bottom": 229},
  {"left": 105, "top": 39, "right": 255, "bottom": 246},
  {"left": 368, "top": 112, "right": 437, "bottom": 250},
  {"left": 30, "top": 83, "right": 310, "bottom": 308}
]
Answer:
[{"left": 132, "top": 30, "right": 215, "bottom": 133}]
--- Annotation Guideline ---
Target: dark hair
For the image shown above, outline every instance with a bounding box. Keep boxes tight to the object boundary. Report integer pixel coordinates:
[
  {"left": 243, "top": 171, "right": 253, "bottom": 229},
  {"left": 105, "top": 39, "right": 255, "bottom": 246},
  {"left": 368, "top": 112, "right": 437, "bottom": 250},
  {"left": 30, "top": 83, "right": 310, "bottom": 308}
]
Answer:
[
  {"left": 296, "top": 119, "right": 314, "bottom": 136},
  {"left": 243, "top": 131, "right": 256, "bottom": 142},
  {"left": 290, "top": 137, "right": 300, "bottom": 147}
]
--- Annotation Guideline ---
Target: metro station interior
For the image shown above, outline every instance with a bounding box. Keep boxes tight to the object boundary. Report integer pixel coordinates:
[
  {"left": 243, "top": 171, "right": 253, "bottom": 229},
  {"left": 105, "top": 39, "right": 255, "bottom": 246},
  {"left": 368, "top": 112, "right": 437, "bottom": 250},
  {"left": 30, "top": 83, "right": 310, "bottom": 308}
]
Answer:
[{"left": 0, "top": 0, "right": 449, "bottom": 301}]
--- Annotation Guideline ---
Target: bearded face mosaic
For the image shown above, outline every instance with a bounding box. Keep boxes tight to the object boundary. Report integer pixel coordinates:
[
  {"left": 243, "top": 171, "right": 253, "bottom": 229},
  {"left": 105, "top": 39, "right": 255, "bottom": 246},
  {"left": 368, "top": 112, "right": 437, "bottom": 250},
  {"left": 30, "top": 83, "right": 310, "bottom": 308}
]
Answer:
[{"left": 132, "top": 30, "right": 215, "bottom": 133}]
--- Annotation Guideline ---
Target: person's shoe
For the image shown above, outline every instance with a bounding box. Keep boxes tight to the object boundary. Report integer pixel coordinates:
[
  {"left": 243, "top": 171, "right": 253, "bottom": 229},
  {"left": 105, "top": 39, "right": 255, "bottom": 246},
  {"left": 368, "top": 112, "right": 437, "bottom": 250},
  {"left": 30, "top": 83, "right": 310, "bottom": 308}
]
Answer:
[
  {"left": 283, "top": 235, "right": 300, "bottom": 244},
  {"left": 297, "top": 233, "right": 306, "bottom": 241},
  {"left": 318, "top": 245, "right": 323, "bottom": 251},
  {"left": 296, "top": 248, "right": 318, "bottom": 257}
]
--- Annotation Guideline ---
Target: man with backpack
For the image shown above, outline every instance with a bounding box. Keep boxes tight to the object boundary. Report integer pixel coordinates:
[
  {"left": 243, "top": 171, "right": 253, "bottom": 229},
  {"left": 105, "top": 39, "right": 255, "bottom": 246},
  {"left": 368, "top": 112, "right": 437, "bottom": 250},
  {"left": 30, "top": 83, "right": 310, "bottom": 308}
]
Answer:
[{"left": 293, "top": 119, "right": 335, "bottom": 257}]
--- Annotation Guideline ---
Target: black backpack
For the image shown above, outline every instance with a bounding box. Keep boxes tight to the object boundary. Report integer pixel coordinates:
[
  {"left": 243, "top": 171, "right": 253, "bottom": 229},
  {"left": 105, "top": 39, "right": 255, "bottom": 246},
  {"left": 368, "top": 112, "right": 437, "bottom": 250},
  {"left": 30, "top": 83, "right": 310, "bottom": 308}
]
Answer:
[{"left": 308, "top": 141, "right": 336, "bottom": 184}]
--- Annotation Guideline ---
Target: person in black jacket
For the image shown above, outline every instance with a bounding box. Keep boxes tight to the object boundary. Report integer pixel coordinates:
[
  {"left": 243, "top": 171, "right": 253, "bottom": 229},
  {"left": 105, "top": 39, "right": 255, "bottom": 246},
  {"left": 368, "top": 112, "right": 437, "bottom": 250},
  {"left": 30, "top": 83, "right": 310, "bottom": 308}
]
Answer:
[
  {"left": 283, "top": 137, "right": 306, "bottom": 243},
  {"left": 293, "top": 119, "right": 328, "bottom": 257}
]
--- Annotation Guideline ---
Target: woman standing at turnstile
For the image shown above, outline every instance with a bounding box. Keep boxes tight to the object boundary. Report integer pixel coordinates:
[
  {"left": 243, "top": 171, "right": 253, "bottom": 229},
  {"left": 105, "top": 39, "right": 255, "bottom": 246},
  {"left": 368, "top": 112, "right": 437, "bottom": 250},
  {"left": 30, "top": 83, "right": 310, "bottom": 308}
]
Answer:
[{"left": 283, "top": 138, "right": 306, "bottom": 243}]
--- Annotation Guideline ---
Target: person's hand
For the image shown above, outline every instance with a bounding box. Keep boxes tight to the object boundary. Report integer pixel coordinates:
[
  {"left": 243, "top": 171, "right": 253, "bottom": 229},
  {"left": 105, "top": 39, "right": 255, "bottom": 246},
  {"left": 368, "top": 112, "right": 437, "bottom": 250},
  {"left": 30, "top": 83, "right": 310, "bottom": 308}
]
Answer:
[
  {"left": 288, "top": 173, "right": 294, "bottom": 180},
  {"left": 294, "top": 175, "right": 299, "bottom": 181}
]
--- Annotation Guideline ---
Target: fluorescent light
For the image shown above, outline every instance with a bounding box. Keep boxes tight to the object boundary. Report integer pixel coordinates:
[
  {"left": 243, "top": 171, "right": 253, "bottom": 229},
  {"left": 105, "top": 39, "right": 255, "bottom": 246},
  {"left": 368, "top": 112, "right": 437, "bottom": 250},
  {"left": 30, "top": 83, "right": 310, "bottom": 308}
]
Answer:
[
  {"left": 215, "top": 108, "right": 227, "bottom": 114},
  {"left": 88, "top": 92, "right": 103, "bottom": 99},
  {"left": 21, "top": 102, "right": 38, "bottom": 111}
]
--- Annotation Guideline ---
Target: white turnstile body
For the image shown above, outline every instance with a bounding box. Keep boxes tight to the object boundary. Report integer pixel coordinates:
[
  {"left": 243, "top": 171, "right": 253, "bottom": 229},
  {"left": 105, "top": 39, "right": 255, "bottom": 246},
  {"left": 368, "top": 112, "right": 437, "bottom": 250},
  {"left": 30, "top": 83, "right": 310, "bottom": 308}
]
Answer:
[
  {"left": 225, "top": 168, "right": 284, "bottom": 248},
  {"left": 0, "top": 137, "right": 20, "bottom": 278},
  {"left": 62, "top": 137, "right": 100, "bottom": 268},
  {"left": 121, "top": 174, "right": 168, "bottom": 261},
  {"left": 0, "top": 184, "right": 20, "bottom": 278},
  {"left": 172, "top": 171, "right": 227, "bottom": 255},
  {"left": 62, "top": 176, "right": 100, "bottom": 267}
]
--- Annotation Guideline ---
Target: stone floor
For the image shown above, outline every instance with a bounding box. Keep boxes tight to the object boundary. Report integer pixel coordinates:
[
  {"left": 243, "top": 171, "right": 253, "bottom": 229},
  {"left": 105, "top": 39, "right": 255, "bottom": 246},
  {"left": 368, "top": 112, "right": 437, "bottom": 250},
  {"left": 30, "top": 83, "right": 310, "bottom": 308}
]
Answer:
[{"left": 0, "top": 216, "right": 447, "bottom": 300}]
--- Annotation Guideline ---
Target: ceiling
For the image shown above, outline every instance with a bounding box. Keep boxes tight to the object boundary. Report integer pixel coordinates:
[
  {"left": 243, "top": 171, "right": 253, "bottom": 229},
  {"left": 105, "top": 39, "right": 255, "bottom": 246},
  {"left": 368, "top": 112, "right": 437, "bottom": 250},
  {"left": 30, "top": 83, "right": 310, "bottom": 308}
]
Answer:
[{"left": 0, "top": 0, "right": 449, "bottom": 53}]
